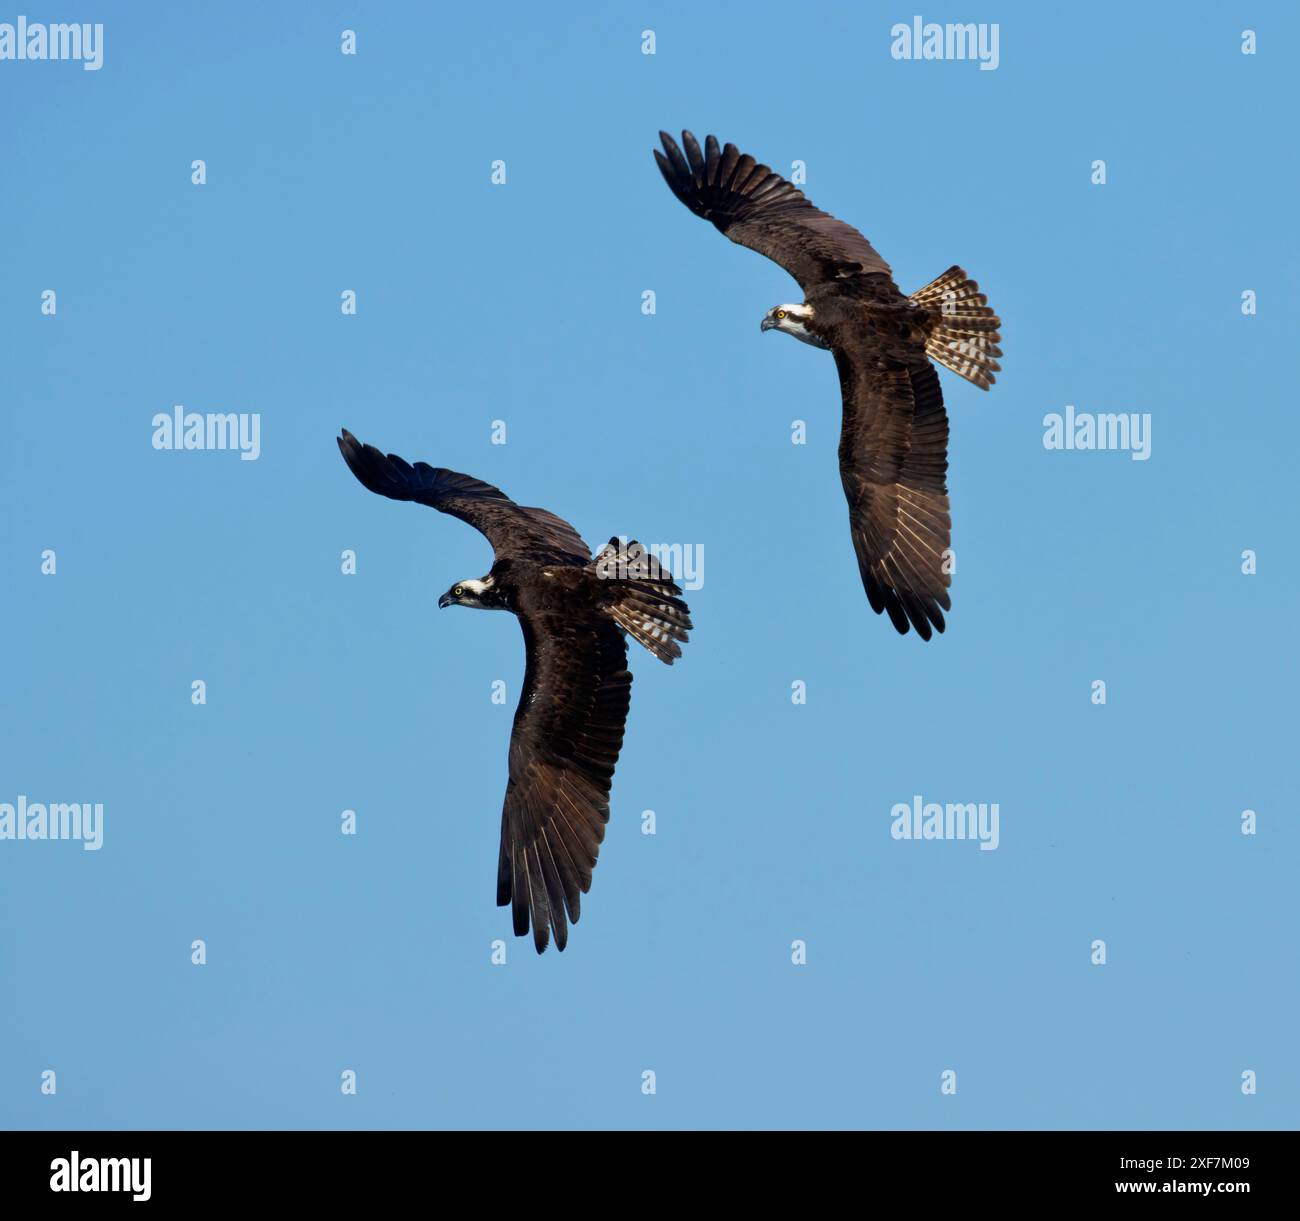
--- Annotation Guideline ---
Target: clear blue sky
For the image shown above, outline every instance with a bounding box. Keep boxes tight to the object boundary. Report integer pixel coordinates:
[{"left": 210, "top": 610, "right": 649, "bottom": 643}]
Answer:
[{"left": 1, "top": 1, "right": 1295, "bottom": 1130}]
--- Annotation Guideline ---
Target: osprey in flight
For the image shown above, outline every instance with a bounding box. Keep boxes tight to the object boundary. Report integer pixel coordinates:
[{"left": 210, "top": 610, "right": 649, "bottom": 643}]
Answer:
[
  {"left": 337, "top": 430, "right": 691, "bottom": 953},
  {"left": 654, "top": 130, "right": 1002, "bottom": 639}
]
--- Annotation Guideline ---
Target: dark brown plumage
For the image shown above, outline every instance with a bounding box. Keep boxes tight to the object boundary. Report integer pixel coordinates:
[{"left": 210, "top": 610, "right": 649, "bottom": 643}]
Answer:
[
  {"left": 655, "top": 129, "right": 1003, "bottom": 639},
  {"left": 337, "top": 430, "right": 691, "bottom": 952}
]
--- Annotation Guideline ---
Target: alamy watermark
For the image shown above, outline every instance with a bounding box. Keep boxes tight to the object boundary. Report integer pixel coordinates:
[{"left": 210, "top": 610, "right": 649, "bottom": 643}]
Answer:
[
  {"left": 50, "top": 1152, "right": 150, "bottom": 1201},
  {"left": 1043, "top": 405, "right": 1152, "bottom": 461},
  {"left": 0, "top": 796, "right": 103, "bottom": 850},
  {"left": 0, "top": 16, "right": 103, "bottom": 70},
  {"left": 890, "top": 15, "right": 999, "bottom": 71},
  {"left": 152, "top": 406, "right": 261, "bottom": 461},
  {"left": 891, "top": 794, "right": 999, "bottom": 850},
  {"left": 594, "top": 537, "right": 704, "bottom": 591}
]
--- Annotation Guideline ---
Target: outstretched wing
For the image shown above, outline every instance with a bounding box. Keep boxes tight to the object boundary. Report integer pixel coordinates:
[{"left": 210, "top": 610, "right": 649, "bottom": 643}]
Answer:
[
  {"left": 337, "top": 429, "right": 590, "bottom": 565},
  {"left": 500, "top": 611, "right": 632, "bottom": 952},
  {"left": 836, "top": 353, "right": 952, "bottom": 640},
  {"left": 654, "top": 129, "right": 895, "bottom": 292}
]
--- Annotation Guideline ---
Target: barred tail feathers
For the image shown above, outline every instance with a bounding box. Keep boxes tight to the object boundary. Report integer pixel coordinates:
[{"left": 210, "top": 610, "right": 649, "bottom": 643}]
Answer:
[
  {"left": 910, "top": 265, "right": 1002, "bottom": 390},
  {"left": 589, "top": 538, "right": 692, "bottom": 664}
]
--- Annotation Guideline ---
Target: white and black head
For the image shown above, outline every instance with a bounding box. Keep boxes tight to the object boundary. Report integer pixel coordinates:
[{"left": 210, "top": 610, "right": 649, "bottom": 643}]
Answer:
[
  {"left": 760, "top": 303, "right": 829, "bottom": 350},
  {"left": 438, "top": 576, "right": 500, "bottom": 610}
]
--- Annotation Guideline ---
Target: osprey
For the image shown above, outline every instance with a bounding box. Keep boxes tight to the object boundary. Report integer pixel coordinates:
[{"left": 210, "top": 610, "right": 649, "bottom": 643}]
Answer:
[
  {"left": 654, "top": 130, "right": 1002, "bottom": 639},
  {"left": 337, "top": 430, "right": 691, "bottom": 953}
]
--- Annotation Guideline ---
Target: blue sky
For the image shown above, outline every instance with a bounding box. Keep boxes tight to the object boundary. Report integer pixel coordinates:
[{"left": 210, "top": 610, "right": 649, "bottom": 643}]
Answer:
[{"left": 1, "top": 1, "right": 1296, "bottom": 1129}]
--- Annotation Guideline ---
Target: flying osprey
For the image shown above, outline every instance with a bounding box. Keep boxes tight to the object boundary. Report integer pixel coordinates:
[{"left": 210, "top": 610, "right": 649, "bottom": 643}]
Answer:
[
  {"left": 337, "top": 430, "right": 691, "bottom": 953},
  {"left": 654, "top": 130, "right": 1002, "bottom": 639}
]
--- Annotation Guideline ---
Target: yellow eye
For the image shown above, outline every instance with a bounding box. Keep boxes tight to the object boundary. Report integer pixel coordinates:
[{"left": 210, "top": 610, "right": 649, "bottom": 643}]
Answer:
[
  {"left": 453, "top": 585, "right": 464, "bottom": 597},
  {"left": 775, "top": 310, "right": 787, "bottom": 320}
]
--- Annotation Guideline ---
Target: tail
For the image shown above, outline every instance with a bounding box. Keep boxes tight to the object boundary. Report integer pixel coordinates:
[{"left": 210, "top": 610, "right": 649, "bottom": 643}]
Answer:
[
  {"left": 910, "top": 266, "right": 1002, "bottom": 390},
  {"left": 589, "top": 538, "right": 693, "bottom": 665}
]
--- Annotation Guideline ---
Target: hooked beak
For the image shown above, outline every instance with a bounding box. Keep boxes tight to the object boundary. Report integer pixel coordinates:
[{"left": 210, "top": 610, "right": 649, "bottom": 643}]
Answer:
[
  {"left": 438, "top": 593, "right": 454, "bottom": 609},
  {"left": 760, "top": 317, "right": 777, "bottom": 333}
]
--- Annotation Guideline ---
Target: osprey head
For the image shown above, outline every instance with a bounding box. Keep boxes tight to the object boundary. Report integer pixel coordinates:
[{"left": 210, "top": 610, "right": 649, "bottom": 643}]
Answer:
[
  {"left": 438, "top": 576, "right": 496, "bottom": 610},
  {"left": 760, "top": 303, "right": 829, "bottom": 350}
]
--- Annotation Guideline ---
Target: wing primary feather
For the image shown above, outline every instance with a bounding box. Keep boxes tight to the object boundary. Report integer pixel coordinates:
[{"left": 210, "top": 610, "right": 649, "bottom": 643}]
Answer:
[{"left": 652, "top": 129, "right": 894, "bottom": 288}]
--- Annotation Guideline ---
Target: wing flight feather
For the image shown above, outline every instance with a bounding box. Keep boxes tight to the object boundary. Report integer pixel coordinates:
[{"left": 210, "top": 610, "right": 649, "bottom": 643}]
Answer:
[
  {"left": 337, "top": 429, "right": 590, "bottom": 565},
  {"left": 655, "top": 129, "right": 895, "bottom": 291}
]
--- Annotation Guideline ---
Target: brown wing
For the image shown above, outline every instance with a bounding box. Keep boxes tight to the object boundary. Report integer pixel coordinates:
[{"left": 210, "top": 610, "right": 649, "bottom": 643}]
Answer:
[
  {"left": 499, "top": 610, "right": 632, "bottom": 952},
  {"left": 337, "top": 429, "right": 590, "bottom": 565},
  {"left": 835, "top": 352, "right": 952, "bottom": 640},
  {"left": 654, "top": 130, "right": 895, "bottom": 292}
]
